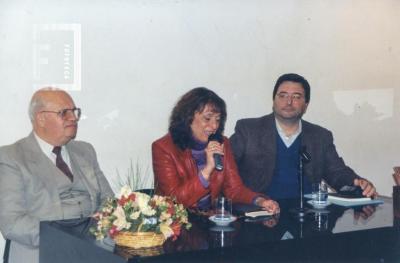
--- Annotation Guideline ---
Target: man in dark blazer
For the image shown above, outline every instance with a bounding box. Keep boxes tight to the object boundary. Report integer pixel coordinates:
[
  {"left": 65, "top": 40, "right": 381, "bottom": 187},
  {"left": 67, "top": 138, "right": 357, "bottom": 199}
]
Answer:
[
  {"left": 230, "top": 73, "right": 376, "bottom": 200},
  {"left": 0, "top": 88, "right": 114, "bottom": 263}
]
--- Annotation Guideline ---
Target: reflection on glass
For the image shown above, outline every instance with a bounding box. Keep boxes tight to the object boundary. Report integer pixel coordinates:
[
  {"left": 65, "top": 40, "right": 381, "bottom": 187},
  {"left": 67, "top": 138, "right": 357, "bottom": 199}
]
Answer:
[
  {"left": 313, "top": 212, "right": 329, "bottom": 232},
  {"left": 209, "top": 226, "right": 235, "bottom": 248}
]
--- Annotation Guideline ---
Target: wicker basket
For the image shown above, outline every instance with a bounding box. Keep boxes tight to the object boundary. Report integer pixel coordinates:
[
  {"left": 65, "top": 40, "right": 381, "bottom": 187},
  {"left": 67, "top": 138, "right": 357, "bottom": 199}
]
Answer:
[
  {"left": 113, "top": 232, "right": 166, "bottom": 249},
  {"left": 115, "top": 244, "right": 164, "bottom": 258}
]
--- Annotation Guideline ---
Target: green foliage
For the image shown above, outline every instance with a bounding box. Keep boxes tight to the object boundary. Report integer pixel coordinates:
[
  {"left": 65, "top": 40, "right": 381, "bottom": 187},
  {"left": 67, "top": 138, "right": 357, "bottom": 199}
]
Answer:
[{"left": 114, "top": 158, "right": 153, "bottom": 191}]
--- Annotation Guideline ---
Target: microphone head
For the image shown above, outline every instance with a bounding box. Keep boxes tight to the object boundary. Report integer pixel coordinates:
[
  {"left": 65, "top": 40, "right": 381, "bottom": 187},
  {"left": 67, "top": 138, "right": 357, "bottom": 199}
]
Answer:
[
  {"left": 300, "top": 146, "right": 311, "bottom": 162},
  {"left": 208, "top": 133, "right": 223, "bottom": 143}
]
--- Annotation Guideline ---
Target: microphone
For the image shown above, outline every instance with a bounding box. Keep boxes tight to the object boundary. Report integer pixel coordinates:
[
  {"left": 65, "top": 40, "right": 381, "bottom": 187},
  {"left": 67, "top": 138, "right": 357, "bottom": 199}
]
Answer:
[
  {"left": 208, "top": 133, "right": 224, "bottom": 171},
  {"left": 291, "top": 145, "right": 312, "bottom": 219},
  {"left": 300, "top": 146, "right": 311, "bottom": 163}
]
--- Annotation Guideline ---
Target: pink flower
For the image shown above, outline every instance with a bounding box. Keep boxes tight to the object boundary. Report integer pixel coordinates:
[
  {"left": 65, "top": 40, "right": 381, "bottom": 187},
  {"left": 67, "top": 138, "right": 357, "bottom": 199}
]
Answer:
[
  {"left": 118, "top": 196, "right": 128, "bottom": 206},
  {"left": 128, "top": 193, "right": 136, "bottom": 202},
  {"left": 108, "top": 225, "right": 119, "bottom": 238},
  {"left": 92, "top": 212, "right": 102, "bottom": 220},
  {"left": 168, "top": 205, "right": 175, "bottom": 215},
  {"left": 117, "top": 193, "right": 135, "bottom": 206},
  {"left": 170, "top": 222, "right": 182, "bottom": 241}
]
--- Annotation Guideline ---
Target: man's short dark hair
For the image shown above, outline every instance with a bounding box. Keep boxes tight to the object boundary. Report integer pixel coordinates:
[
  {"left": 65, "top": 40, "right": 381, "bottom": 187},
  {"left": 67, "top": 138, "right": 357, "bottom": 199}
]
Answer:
[{"left": 272, "top": 73, "right": 311, "bottom": 103}]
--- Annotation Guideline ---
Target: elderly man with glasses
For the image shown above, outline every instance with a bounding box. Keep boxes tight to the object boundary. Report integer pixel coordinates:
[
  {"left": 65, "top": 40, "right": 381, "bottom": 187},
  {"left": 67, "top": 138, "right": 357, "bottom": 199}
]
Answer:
[
  {"left": 0, "top": 87, "right": 113, "bottom": 263},
  {"left": 230, "top": 73, "right": 377, "bottom": 201}
]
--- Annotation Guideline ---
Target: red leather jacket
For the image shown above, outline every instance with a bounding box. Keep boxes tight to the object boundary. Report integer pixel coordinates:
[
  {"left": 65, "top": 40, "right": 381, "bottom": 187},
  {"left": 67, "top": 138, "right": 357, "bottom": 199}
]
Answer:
[{"left": 152, "top": 133, "right": 263, "bottom": 208}]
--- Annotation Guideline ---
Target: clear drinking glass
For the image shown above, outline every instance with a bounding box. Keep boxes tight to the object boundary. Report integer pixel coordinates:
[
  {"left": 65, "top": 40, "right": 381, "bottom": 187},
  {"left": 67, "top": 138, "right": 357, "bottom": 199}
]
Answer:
[
  {"left": 312, "top": 182, "right": 328, "bottom": 205},
  {"left": 214, "top": 197, "right": 232, "bottom": 220}
]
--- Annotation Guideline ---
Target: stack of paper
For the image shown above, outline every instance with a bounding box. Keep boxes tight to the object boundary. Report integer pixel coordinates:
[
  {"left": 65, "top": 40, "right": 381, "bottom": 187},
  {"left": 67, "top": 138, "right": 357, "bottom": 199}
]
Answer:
[
  {"left": 327, "top": 194, "right": 383, "bottom": 207},
  {"left": 244, "top": 210, "right": 274, "bottom": 218}
]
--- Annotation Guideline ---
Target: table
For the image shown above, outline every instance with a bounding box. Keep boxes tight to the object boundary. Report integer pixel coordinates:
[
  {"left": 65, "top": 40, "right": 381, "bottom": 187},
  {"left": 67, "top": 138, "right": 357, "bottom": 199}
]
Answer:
[{"left": 40, "top": 196, "right": 400, "bottom": 262}]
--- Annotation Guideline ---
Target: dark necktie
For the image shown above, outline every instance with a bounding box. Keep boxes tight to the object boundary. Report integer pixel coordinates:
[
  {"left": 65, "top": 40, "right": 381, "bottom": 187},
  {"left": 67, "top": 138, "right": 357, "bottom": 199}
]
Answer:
[{"left": 52, "top": 146, "right": 74, "bottom": 182}]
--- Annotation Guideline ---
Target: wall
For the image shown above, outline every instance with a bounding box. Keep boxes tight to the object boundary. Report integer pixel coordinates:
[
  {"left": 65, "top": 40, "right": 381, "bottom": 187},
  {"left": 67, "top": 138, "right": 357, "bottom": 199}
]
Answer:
[{"left": 1, "top": 0, "right": 399, "bottom": 256}]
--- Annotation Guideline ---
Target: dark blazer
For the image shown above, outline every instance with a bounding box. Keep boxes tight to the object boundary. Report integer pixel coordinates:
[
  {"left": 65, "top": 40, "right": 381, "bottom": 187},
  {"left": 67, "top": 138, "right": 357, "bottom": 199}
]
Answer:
[
  {"left": 152, "top": 133, "right": 261, "bottom": 208},
  {"left": 229, "top": 113, "right": 360, "bottom": 194}
]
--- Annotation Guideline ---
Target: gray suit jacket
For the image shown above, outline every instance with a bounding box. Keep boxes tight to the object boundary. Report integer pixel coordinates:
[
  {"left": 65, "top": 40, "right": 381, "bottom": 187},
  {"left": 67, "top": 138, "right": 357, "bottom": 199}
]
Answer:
[
  {"left": 0, "top": 133, "right": 113, "bottom": 263},
  {"left": 229, "top": 113, "right": 360, "bottom": 194}
]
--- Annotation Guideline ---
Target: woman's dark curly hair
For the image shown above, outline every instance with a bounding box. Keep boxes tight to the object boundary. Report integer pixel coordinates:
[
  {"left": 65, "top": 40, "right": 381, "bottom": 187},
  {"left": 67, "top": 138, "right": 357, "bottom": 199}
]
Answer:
[{"left": 169, "top": 87, "right": 227, "bottom": 150}]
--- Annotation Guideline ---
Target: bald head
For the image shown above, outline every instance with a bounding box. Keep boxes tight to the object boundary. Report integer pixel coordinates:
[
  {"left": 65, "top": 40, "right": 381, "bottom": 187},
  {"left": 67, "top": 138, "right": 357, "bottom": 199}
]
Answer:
[
  {"left": 30, "top": 87, "right": 79, "bottom": 146},
  {"left": 29, "top": 87, "right": 70, "bottom": 122}
]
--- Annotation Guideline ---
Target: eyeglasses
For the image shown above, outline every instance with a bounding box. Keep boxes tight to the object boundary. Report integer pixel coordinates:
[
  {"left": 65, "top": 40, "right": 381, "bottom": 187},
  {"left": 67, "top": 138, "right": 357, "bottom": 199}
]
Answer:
[
  {"left": 276, "top": 92, "right": 304, "bottom": 101},
  {"left": 40, "top": 107, "right": 81, "bottom": 120}
]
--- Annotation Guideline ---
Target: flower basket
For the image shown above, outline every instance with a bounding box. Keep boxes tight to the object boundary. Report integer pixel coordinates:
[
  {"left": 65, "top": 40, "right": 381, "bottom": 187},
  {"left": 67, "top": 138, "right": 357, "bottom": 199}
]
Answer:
[
  {"left": 91, "top": 185, "right": 191, "bottom": 249},
  {"left": 114, "top": 231, "right": 165, "bottom": 249}
]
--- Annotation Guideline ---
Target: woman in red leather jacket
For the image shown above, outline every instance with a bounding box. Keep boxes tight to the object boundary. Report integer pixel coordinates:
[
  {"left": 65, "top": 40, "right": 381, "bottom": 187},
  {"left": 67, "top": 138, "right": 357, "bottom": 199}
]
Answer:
[{"left": 152, "top": 87, "right": 279, "bottom": 213}]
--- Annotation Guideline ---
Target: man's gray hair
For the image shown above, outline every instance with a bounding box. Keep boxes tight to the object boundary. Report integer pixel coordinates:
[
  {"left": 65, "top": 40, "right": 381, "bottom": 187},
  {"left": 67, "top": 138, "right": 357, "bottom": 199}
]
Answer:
[{"left": 28, "top": 87, "right": 61, "bottom": 122}]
